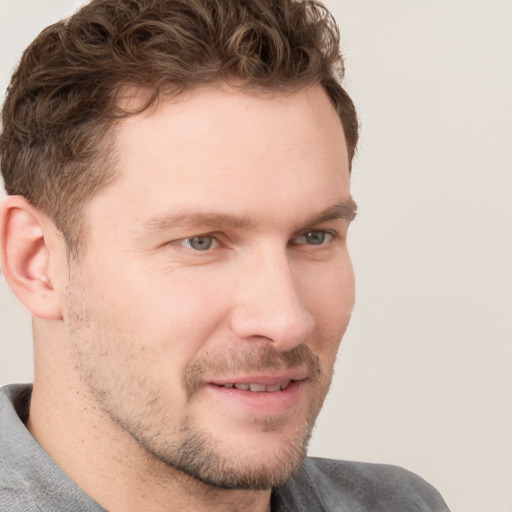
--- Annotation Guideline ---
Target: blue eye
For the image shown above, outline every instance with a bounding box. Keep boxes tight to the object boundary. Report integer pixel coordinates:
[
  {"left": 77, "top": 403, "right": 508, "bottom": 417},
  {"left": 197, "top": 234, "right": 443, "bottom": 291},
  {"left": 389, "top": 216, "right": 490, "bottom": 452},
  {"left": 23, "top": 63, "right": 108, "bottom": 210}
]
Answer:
[
  {"left": 184, "top": 236, "right": 215, "bottom": 251},
  {"left": 295, "top": 231, "right": 333, "bottom": 245}
]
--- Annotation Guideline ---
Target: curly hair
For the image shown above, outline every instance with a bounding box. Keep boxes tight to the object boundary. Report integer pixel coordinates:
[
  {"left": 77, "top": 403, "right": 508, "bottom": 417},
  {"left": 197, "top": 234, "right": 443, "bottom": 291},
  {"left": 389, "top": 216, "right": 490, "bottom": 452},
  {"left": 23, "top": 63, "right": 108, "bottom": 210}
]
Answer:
[{"left": 1, "top": 0, "right": 358, "bottom": 254}]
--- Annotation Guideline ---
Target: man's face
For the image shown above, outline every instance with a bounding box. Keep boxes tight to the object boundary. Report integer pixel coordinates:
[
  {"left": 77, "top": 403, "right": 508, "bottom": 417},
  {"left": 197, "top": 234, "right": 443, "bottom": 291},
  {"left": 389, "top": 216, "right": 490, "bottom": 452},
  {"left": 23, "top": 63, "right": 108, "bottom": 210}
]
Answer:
[{"left": 62, "top": 85, "right": 355, "bottom": 489}]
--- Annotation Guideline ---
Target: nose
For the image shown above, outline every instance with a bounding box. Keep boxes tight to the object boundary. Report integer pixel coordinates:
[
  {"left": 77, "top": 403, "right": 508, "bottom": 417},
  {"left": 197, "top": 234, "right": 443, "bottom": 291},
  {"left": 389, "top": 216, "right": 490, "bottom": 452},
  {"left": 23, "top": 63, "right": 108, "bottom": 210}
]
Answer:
[{"left": 229, "top": 248, "right": 314, "bottom": 351}]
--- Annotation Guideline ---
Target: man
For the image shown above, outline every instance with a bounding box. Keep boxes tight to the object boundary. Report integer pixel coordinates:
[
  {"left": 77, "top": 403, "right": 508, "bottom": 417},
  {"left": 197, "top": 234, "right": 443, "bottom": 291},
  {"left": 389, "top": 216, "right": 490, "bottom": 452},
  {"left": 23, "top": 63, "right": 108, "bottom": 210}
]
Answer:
[{"left": 0, "top": 0, "right": 450, "bottom": 510}]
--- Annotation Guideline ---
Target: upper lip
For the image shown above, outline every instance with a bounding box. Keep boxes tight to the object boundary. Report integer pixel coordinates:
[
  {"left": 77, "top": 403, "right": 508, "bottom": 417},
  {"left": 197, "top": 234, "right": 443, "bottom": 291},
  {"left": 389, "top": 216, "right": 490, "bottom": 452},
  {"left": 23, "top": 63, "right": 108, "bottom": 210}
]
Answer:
[{"left": 208, "top": 367, "right": 309, "bottom": 387}]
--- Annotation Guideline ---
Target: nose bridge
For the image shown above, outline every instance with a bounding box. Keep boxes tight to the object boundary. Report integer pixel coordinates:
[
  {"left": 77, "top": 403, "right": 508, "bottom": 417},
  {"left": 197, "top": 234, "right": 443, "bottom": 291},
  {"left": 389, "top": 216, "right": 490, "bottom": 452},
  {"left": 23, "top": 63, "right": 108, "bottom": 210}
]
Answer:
[{"left": 230, "top": 244, "right": 314, "bottom": 349}]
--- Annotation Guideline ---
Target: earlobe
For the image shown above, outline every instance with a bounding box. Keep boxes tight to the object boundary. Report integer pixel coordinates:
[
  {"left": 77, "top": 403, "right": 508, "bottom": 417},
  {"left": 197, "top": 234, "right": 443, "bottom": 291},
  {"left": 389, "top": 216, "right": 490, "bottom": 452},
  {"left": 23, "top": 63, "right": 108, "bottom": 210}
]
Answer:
[{"left": 1, "top": 195, "right": 63, "bottom": 320}]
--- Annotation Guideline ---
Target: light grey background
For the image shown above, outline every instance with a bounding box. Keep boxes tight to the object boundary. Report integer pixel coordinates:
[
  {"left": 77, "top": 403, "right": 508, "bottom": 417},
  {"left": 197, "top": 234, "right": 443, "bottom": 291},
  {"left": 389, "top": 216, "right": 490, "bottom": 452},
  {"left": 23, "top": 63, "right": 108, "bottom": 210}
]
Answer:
[{"left": 1, "top": 2, "right": 511, "bottom": 511}]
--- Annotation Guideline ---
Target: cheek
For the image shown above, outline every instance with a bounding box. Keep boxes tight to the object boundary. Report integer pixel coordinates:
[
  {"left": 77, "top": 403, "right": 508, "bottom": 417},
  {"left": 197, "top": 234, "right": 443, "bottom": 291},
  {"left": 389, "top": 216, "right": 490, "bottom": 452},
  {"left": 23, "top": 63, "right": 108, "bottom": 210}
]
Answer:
[
  {"left": 301, "top": 256, "right": 355, "bottom": 354},
  {"left": 113, "top": 267, "right": 233, "bottom": 361},
  {"left": 302, "top": 255, "right": 355, "bottom": 316}
]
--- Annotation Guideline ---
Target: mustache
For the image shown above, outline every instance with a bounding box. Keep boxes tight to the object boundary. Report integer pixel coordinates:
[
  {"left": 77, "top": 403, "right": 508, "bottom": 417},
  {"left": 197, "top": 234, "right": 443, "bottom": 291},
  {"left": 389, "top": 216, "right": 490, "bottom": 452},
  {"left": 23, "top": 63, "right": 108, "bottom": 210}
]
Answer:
[{"left": 183, "top": 343, "right": 321, "bottom": 400}]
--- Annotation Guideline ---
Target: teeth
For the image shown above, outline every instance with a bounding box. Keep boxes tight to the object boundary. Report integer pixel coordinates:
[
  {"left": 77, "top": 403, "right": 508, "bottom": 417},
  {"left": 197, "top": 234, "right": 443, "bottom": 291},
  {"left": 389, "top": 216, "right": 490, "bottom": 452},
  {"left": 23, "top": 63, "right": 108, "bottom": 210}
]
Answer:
[
  {"left": 223, "top": 381, "right": 293, "bottom": 392},
  {"left": 249, "top": 383, "right": 266, "bottom": 392},
  {"left": 280, "top": 380, "right": 291, "bottom": 390}
]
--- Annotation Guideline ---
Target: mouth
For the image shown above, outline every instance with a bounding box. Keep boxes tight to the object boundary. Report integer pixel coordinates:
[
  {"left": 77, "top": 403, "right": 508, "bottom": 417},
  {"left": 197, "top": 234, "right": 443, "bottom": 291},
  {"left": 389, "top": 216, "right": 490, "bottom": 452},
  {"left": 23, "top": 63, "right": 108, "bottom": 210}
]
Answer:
[
  {"left": 204, "top": 371, "right": 308, "bottom": 417},
  {"left": 209, "top": 367, "right": 308, "bottom": 392},
  {"left": 216, "top": 380, "right": 293, "bottom": 393}
]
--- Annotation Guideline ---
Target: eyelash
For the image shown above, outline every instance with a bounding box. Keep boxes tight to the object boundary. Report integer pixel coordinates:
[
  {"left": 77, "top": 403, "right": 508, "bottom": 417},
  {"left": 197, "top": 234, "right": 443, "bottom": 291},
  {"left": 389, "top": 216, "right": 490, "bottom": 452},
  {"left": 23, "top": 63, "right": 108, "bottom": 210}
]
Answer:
[{"left": 175, "top": 230, "right": 337, "bottom": 252}]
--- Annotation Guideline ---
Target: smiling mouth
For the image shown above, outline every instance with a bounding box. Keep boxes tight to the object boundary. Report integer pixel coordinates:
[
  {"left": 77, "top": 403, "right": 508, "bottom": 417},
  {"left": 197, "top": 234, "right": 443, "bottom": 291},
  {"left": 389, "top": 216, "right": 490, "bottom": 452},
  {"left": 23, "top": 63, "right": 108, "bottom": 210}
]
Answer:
[
  {"left": 205, "top": 376, "right": 306, "bottom": 415},
  {"left": 217, "top": 380, "right": 292, "bottom": 392}
]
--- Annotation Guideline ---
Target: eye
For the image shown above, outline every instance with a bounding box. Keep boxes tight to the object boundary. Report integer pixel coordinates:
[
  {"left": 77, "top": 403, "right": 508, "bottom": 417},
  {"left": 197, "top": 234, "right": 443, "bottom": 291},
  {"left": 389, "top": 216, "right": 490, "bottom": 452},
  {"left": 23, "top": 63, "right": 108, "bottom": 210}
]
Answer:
[
  {"left": 294, "top": 230, "right": 334, "bottom": 245},
  {"left": 181, "top": 236, "right": 218, "bottom": 251}
]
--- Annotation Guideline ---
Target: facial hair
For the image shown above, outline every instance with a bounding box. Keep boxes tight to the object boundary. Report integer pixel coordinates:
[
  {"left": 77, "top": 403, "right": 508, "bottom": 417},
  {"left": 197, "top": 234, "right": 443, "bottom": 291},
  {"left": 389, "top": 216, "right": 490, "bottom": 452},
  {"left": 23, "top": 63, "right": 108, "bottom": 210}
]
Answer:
[
  {"left": 66, "top": 286, "right": 336, "bottom": 490},
  {"left": 120, "top": 343, "right": 330, "bottom": 490}
]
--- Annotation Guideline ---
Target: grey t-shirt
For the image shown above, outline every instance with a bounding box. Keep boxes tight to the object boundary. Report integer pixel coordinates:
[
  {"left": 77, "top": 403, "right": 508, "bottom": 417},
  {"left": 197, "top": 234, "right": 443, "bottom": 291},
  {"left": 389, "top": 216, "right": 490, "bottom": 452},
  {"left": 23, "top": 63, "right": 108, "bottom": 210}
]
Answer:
[{"left": 0, "top": 384, "right": 450, "bottom": 511}]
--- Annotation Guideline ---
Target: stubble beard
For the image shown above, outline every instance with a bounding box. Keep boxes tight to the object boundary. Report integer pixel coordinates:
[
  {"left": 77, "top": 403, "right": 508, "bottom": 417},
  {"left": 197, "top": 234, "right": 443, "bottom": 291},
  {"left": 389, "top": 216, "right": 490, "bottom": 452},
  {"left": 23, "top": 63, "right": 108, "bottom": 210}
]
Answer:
[
  {"left": 66, "top": 287, "right": 335, "bottom": 491},
  {"left": 133, "top": 344, "right": 331, "bottom": 490},
  {"left": 134, "top": 408, "right": 315, "bottom": 490}
]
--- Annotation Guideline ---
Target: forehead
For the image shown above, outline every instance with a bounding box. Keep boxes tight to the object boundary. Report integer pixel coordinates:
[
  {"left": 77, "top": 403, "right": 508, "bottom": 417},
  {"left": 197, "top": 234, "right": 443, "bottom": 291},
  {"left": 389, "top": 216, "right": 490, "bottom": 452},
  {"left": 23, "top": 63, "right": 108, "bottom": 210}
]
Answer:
[
  {"left": 89, "top": 85, "right": 350, "bottom": 231},
  {"left": 115, "top": 84, "right": 346, "bottom": 156}
]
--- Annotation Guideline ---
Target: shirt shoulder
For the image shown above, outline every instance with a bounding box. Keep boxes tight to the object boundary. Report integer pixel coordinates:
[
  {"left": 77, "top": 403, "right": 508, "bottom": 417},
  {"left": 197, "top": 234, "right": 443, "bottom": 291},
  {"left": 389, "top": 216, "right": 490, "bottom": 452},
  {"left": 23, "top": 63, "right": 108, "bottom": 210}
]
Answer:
[
  {"left": 0, "top": 468, "right": 40, "bottom": 512},
  {"left": 0, "top": 384, "right": 106, "bottom": 512},
  {"left": 272, "top": 457, "right": 450, "bottom": 512},
  {"left": 0, "top": 385, "right": 39, "bottom": 511}
]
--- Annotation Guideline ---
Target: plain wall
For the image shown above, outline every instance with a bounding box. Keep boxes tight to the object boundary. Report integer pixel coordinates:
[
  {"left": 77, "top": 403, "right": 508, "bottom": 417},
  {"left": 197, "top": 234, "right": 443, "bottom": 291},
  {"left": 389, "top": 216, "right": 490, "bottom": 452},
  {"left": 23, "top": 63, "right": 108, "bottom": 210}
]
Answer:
[{"left": 1, "top": 2, "right": 511, "bottom": 511}]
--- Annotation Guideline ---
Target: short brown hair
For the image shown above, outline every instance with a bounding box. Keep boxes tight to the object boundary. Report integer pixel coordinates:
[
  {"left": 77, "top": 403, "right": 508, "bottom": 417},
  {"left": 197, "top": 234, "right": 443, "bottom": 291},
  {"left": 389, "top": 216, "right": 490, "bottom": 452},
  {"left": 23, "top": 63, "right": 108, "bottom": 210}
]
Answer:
[{"left": 1, "top": 0, "right": 358, "bottom": 255}]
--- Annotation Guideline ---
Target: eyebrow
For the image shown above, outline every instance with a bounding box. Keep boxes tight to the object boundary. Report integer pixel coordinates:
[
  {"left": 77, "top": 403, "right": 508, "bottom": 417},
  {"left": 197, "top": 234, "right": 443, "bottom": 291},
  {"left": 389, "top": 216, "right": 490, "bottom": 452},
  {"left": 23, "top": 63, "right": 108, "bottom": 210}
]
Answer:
[
  {"left": 142, "top": 197, "right": 357, "bottom": 234},
  {"left": 303, "top": 197, "right": 357, "bottom": 226}
]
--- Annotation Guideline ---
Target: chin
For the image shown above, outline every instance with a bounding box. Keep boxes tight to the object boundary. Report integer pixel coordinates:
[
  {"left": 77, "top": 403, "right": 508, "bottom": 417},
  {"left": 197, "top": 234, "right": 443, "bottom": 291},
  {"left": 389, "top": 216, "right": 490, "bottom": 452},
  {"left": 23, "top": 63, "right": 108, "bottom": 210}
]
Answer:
[
  {"left": 139, "top": 418, "right": 314, "bottom": 490},
  {"left": 172, "top": 435, "right": 310, "bottom": 490}
]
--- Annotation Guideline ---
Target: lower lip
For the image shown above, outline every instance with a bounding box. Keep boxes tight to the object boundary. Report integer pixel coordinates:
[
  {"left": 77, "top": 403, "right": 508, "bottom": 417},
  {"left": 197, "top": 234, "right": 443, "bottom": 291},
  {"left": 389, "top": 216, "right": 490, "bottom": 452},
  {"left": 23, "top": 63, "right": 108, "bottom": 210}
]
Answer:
[{"left": 204, "top": 381, "right": 304, "bottom": 416}]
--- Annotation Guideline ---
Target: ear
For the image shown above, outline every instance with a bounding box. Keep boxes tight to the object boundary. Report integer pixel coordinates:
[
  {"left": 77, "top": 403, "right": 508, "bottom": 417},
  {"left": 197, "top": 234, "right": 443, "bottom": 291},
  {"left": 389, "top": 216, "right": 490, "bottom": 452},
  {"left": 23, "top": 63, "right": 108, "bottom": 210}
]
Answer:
[{"left": 1, "top": 195, "right": 63, "bottom": 320}]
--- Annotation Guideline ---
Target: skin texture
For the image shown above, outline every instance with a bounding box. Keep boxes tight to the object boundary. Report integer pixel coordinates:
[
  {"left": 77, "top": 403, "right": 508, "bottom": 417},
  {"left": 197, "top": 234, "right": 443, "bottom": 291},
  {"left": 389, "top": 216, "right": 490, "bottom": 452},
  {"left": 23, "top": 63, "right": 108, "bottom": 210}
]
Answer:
[{"left": 1, "top": 85, "right": 355, "bottom": 512}]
